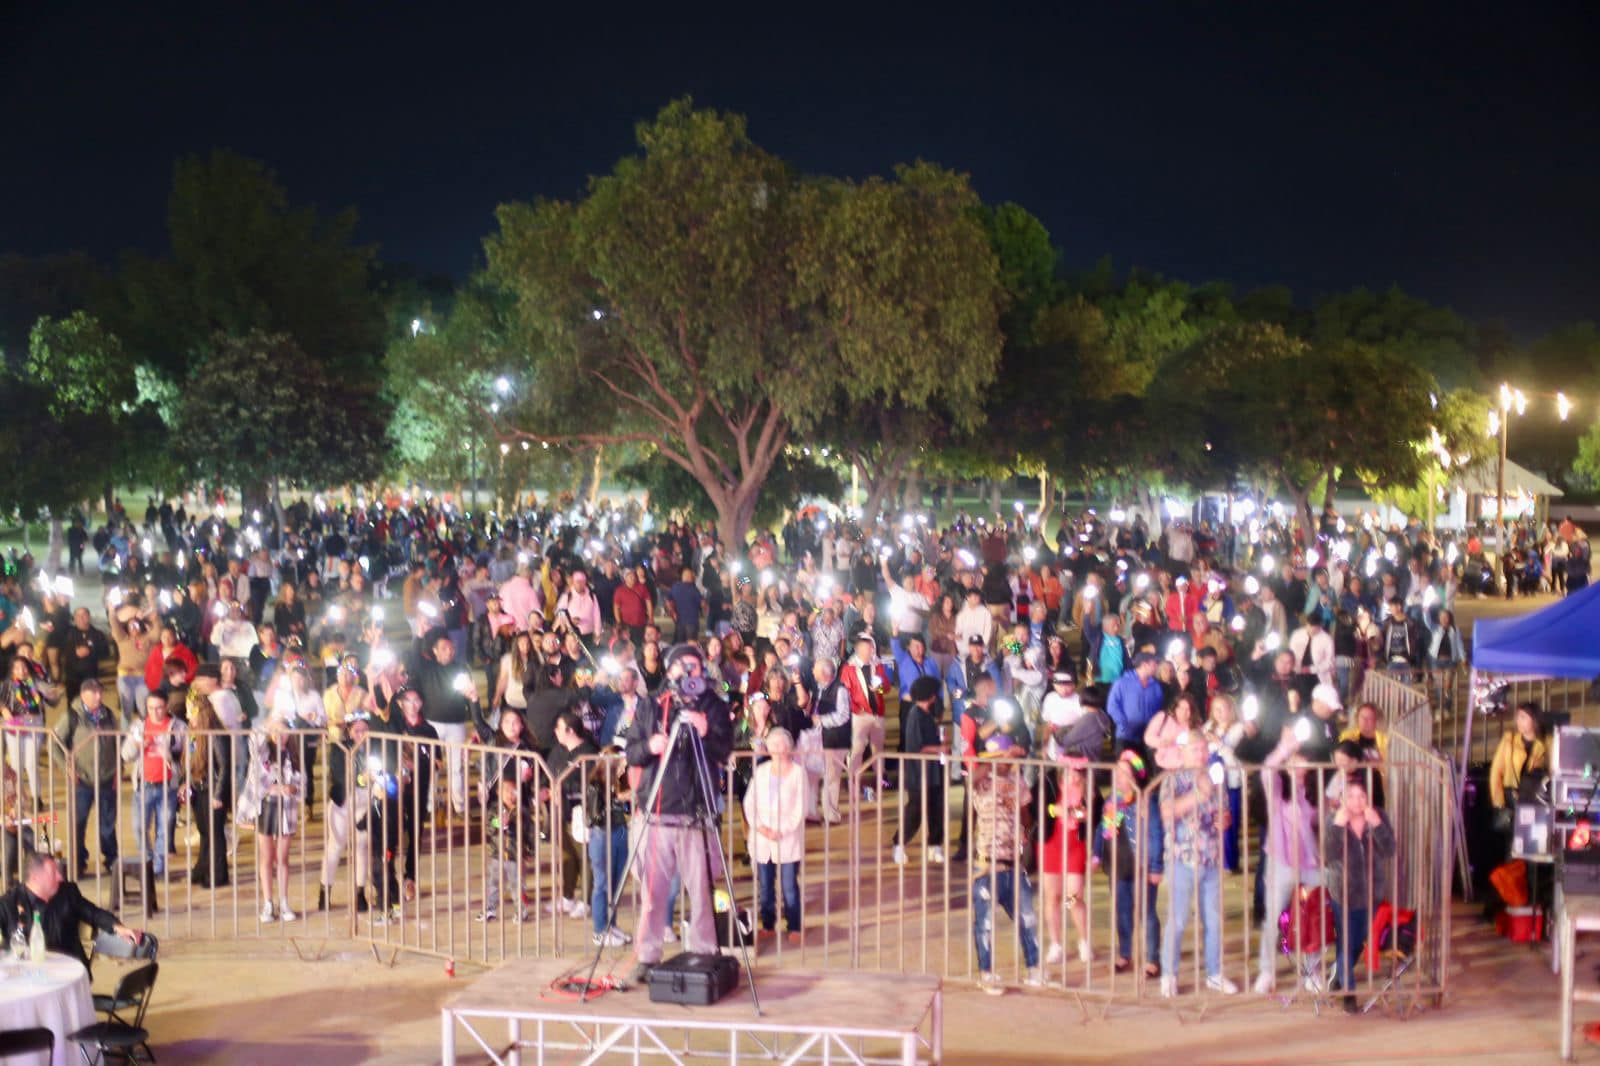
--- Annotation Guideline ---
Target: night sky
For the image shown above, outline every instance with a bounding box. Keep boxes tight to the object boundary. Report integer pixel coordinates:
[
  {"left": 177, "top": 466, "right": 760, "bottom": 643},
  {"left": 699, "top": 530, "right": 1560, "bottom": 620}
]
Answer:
[{"left": 5, "top": 3, "right": 1597, "bottom": 335}]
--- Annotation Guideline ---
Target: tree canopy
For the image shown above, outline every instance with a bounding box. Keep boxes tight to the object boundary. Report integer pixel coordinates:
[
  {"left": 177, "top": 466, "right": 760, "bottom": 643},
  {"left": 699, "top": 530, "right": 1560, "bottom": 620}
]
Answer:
[{"left": 486, "top": 99, "right": 1004, "bottom": 548}]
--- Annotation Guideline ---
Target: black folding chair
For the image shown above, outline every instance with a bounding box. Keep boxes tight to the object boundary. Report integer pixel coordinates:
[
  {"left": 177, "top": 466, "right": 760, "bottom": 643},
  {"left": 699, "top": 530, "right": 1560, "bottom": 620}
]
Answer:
[
  {"left": 69, "top": 961, "right": 158, "bottom": 1065},
  {"left": 87, "top": 932, "right": 160, "bottom": 1018},
  {"left": 0, "top": 1027, "right": 53, "bottom": 1060}
]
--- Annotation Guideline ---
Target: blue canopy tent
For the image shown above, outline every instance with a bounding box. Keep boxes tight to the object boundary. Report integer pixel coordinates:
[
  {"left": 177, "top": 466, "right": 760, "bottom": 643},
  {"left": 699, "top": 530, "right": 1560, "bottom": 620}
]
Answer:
[
  {"left": 1472, "top": 581, "right": 1600, "bottom": 679},
  {"left": 1463, "top": 582, "right": 1600, "bottom": 801}
]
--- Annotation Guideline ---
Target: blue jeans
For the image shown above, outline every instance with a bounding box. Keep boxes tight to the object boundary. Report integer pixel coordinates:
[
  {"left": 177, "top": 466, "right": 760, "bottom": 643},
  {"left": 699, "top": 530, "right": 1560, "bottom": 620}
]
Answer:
[
  {"left": 972, "top": 868, "right": 1040, "bottom": 973},
  {"left": 140, "top": 783, "right": 176, "bottom": 876},
  {"left": 1162, "top": 862, "right": 1222, "bottom": 978},
  {"left": 1332, "top": 903, "right": 1369, "bottom": 992},
  {"left": 1113, "top": 877, "right": 1161, "bottom": 967},
  {"left": 588, "top": 825, "right": 630, "bottom": 935},
  {"left": 757, "top": 860, "right": 802, "bottom": 932},
  {"left": 73, "top": 779, "right": 119, "bottom": 876},
  {"left": 116, "top": 677, "right": 148, "bottom": 730}
]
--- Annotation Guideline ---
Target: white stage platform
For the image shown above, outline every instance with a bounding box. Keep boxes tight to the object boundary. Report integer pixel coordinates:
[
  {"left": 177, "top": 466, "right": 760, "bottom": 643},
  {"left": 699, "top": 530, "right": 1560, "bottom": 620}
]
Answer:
[{"left": 441, "top": 957, "right": 942, "bottom": 1066}]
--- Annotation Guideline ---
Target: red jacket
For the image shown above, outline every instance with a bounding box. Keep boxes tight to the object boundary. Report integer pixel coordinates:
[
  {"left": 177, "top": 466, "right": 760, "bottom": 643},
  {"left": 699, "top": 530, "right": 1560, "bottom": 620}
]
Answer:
[
  {"left": 144, "top": 642, "right": 198, "bottom": 692},
  {"left": 839, "top": 658, "right": 889, "bottom": 717},
  {"left": 1164, "top": 587, "right": 1202, "bottom": 633}
]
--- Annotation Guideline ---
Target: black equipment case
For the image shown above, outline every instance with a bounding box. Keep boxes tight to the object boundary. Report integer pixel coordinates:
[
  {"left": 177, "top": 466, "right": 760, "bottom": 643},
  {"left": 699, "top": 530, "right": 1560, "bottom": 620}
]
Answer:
[{"left": 647, "top": 952, "right": 741, "bottom": 1006}]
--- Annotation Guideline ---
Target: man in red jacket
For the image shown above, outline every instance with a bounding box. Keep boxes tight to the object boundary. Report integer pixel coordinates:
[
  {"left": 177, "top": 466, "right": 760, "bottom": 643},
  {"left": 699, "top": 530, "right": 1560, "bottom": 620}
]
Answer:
[
  {"left": 839, "top": 634, "right": 890, "bottom": 802},
  {"left": 143, "top": 623, "right": 197, "bottom": 693}
]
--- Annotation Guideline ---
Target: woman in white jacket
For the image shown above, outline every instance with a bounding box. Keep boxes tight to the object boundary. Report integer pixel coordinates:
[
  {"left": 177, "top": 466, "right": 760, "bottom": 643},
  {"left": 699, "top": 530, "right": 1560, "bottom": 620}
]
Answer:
[{"left": 742, "top": 727, "right": 807, "bottom": 943}]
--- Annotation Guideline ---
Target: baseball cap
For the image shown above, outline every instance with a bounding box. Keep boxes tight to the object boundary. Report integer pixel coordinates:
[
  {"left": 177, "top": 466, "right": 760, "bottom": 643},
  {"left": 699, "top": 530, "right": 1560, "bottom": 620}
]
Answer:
[{"left": 1311, "top": 683, "right": 1343, "bottom": 711}]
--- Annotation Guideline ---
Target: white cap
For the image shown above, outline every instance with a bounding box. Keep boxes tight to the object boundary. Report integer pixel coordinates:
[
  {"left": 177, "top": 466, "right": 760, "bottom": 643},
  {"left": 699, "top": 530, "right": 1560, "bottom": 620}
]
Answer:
[{"left": 1311, "top": 683, "right": 1343, "bottom": 712}]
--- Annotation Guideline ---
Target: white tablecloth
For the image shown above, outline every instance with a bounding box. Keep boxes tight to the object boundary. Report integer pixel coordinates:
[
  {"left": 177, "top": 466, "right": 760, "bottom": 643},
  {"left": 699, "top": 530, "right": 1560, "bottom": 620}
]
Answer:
[{"left": 0, "top": 953, "right": 96, "bottom": 1066}]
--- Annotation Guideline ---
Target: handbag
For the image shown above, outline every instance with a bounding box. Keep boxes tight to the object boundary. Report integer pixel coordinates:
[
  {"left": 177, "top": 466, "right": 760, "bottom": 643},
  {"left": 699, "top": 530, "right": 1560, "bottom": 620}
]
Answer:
[{"left": 796, "top": 726, "right": 825, "bottom": 776}]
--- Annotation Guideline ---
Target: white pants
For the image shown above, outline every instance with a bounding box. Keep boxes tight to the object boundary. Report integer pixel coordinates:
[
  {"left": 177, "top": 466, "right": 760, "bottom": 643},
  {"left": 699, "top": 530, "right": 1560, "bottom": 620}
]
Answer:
[
  {"left": 849, "top": 716, "right": 886, "bottom": 790},
  {"left": 1259, "top": 857, "right": 1323, "bottom": 975},
  {"left": 321, "top": 799, "right": 371, "bottom": 890},
  {"left": 5, "top": 730, "right": 40, "bottom": 800},
  {"left": 427, "top": 720, "right": 469, "bottom": 814}
]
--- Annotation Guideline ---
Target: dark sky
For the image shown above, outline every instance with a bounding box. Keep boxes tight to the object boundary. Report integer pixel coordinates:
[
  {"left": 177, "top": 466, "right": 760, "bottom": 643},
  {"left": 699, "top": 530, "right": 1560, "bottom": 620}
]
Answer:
[{"left": 5, "top": 3, "right": 1597, "bottom": 335}]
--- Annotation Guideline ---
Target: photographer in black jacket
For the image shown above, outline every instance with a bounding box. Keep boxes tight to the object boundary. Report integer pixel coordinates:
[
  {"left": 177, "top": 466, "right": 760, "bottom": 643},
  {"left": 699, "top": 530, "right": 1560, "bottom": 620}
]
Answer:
[{"left": 624, "top": 645, "right": 732, "bottom": 983}]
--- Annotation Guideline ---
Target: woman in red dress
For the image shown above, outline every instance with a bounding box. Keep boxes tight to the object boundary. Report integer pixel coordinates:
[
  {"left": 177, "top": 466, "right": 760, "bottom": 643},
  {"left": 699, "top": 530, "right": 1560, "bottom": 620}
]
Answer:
[{"left": 1039, "top": 765, "right": 1097, "bottom": 968}]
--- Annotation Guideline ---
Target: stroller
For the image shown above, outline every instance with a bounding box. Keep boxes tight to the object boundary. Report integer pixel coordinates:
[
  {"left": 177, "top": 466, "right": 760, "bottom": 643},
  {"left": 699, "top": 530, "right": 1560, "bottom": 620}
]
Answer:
[{"left": 1278, "top": 885, "right": 1336, "bottom": 1012}]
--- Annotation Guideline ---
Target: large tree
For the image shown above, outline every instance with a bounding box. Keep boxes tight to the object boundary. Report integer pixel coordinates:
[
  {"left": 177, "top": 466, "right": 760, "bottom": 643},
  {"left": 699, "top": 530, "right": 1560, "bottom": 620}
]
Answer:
[
  {"left": 115, "top": 150, "right": 385, "bottom": 381},
  {"left": 173, "top": 331, "right": 391, "bottom": 513},
  {"left": 1164, "top": 323, "right": 1440, "bottom": 532},
  {"left": 485, "top": 100, "right": 1004, "bottom": 549}
]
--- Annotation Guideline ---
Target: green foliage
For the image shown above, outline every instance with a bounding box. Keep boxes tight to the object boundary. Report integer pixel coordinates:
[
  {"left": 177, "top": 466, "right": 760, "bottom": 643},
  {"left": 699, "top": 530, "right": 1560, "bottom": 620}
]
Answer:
[
  {"left": 486, "top": 98, "right": 1003, "bottom": 545},
  {"left": 173, "top": 331, "right": 391, "bottom": 491},
  {"left": 0, "top": 379, "right": 124, "bottom": 516},
  {"left": 0, "top": 253, "right": 112, "bottom": 370},
  {"left": 115, "top": 150, "right": 384, "bottom": 381},
  {"left": 26, "top": 312, "right": 136, "bottom": 420},
  {"left": 1309, "top": 285, "right": 1477, "bottom": 388},
  {"left": 1572, "top": 418, "right": 1600, "bottom": 492},
  {"left": 1163, "top": 323, "right": 1439, "bottom": 526}
]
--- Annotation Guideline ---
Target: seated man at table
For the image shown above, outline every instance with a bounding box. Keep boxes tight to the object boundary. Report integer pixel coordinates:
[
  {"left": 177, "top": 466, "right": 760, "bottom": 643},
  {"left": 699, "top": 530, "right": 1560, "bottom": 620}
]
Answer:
[{"left": 0, "top": 851, "right": 141, "bottom": 970}]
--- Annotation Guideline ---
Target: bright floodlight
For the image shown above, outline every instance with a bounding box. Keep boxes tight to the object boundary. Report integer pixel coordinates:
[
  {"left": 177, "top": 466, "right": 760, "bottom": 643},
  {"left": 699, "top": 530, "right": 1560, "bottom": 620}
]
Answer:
[
  {"left": 1558, "top": 393, "right": 1573, "bottom": 421},
  {"left": 495, "top": 376, "right": 511, "bottom": 395}
]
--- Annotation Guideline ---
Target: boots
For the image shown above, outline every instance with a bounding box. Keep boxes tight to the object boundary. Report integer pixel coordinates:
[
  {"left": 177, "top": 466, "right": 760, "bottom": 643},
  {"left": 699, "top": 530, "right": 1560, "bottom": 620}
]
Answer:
[
  {"left": 355, "top": 889, "right": 369, "bottom": 914},
  {"left": 141, "top": 863, "right": 160, "bottom": 916},
  {"left": 316, "top": 885, "right": 329, "bottom": 912}
]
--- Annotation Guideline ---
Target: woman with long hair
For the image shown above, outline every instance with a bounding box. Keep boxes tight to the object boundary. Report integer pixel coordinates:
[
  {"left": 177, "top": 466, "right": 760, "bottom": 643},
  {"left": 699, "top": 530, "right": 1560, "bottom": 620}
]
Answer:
[
  {"left": 248, "top": 717, "right": 302, "bottom": 922},
  {"left": 1040, "top": 765, "right": 1098, "bottom": 966},
  {"left": 186, "top": 698, "right": 232, "bottom": 888},
  {"left": 493, "top": 630, "right": 535, "bottom": 716}
]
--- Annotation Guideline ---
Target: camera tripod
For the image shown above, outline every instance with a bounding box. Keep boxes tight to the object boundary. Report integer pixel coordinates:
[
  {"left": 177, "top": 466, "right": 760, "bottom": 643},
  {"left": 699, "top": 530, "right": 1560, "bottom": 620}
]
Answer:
[{"left": 573, "top": 701, "right": 762, "bottom": 1014}]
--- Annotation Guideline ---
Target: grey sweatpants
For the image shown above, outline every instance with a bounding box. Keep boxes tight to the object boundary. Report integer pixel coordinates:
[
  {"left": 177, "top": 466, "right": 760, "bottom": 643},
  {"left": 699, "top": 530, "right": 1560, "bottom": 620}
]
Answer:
[{"left": 635, "top": 822, "right": 718, "bottom": 965}]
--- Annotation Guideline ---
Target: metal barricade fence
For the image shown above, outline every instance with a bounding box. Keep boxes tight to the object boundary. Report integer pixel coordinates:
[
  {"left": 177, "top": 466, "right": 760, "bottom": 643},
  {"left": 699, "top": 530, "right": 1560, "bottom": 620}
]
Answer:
[{"left": 12, "top": 723, "right": 1450, "bottom": 1015}]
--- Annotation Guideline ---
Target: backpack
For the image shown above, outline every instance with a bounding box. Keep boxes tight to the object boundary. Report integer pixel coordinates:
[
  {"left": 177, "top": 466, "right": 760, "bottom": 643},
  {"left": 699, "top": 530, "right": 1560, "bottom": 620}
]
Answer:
[{"left": 1279, "top": 885, "right": 1335, "bottom": 956}]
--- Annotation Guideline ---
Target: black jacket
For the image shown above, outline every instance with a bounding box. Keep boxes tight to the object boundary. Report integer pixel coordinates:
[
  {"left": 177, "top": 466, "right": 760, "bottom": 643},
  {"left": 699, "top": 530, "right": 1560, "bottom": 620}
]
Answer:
[
  {"left": 625, "top": 688, "right": 733, "bottom": 818},
  {"left": 0, "top": 881, "right": 121, "bottom": 970}
]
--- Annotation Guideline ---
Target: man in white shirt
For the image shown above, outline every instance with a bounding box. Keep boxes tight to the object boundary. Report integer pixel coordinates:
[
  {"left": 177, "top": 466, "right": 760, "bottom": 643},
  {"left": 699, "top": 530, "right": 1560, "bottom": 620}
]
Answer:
[
  {"left": 211, "top": 602, "right": 259, "bottom": 663},
  {"left": 954, "top": 588, "right": 994, "bottom": 651}
]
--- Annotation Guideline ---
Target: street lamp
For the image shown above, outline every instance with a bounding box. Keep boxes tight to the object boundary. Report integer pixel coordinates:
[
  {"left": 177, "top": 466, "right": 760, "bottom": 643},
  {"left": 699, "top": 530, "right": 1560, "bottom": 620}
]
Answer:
[
  {"left": 494, "top": 376, "right": 512, "bottom": 396},
  {"left": 1495, "top": 382, "right": 1513, "bottom": 533}
]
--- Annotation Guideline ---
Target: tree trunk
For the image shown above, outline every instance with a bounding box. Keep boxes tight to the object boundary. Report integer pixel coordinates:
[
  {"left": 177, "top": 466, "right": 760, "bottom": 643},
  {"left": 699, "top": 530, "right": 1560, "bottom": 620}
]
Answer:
[
  {"left": 46, "top": 515, "right": 64, "bottom": 573},
  {"left": 901, "top": 469, "right": 921, "bottom": 513},
  {"left": 1036, "top": 470, "right": 1053, "bottom": 525},
  {"left": 987, "top": 479, "right": 1002, "bottom": 516},
  {"left": 714, "top": 483, "right": 763, "bottom": 557},
  {"left": 587, "top": 447, "right": 605, "bottom": 506},
  {"left": 102, "top": 482, "right": 115, "bottom": 521}
]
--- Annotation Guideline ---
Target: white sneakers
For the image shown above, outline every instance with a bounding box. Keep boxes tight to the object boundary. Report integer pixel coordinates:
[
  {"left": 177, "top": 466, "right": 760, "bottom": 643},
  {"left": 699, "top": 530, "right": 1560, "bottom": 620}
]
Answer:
[
  {"left": 592, "top": 928, "right": 632, "bottom": 947},
  {"left": 1023, "top": 968, "right": 1044, "bottom": 988},
  {"left": 261, "top": 901, "right": 297, "bottom": 923},
  {"left": 892, "top": 845, "right": 943, "bottom": 867},
  {"left": 1044, "top": 941, "right": 1065, "bottom": 966},
  {"left": 1078, "top": 939, "right": 1093, "bottom": 963},
  {"left": 1253, "top": 972, "right": 1277, "bottom": 995},
  {"left": 1205, "top": 974, "right": 1239, "bottom": 996},
  {"left": 978, "top": 971, "right": 1005, "bottom": 996},
  {"left": 544, "top": 897, "right": 589, "bottom": 918},
  {"left": 1160, "top": 976, "right": 1178, "bottom": 999}
]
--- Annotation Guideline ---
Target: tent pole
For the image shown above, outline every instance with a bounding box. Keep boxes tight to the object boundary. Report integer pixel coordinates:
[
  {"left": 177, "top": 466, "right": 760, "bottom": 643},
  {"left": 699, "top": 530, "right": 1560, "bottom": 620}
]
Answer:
[{"left": 1459, "top": 667, "right": 1477, "bottom": 813}]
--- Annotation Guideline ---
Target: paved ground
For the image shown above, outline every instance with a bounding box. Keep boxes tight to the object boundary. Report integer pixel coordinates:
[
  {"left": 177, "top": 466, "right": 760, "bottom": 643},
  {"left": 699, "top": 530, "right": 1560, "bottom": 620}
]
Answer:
[{"left": 109, "top": 903, "right": 1583, "bottom": 1065}]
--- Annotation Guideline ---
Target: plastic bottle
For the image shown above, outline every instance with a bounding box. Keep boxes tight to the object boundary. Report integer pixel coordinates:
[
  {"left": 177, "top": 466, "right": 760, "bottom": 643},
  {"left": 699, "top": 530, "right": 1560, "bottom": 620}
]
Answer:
[
  {"left": 28, "top": 912, "right": 44, "bottom": 963},
  {"left": 9, "top": 911, "right": 25, "bottom": 961}
]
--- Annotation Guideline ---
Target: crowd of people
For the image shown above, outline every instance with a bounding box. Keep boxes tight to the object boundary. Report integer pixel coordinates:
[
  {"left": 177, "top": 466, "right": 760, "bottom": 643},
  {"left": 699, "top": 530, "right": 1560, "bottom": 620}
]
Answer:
[{"left": 0, "top": 490, "right": 1582, "bottom": 1003}]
